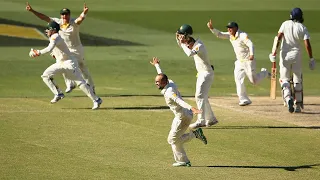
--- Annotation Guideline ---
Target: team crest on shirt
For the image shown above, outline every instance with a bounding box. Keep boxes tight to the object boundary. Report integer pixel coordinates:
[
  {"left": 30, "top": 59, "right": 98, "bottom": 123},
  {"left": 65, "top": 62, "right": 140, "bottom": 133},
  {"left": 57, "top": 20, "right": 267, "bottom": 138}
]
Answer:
[{"left": 173, "top": 93, "right": 177, "bottom": 97}]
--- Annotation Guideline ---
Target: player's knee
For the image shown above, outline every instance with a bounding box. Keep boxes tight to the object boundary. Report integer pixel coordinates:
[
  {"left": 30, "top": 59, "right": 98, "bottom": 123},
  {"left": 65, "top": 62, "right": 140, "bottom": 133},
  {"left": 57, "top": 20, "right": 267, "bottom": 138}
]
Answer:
[{"left": 280, "top": 81, "right": 290, "bottom": 89}]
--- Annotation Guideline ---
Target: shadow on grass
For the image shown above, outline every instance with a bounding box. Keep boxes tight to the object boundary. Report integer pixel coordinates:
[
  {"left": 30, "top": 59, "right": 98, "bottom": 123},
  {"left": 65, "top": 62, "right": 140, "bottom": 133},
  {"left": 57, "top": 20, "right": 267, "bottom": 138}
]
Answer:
[
  {"left": 206, "top": 126, "right": 320, "bottom": 129},
  {"left": 301, "top": 111, "right": 320, "bottom": 114},
  {"left": 72, "top": 94, "right": 195, "bottom": 98},
  {"left": 0, "top": 17, "right": 143, "bottom": 47},
  {"left": 192, "top": 163, "right": 320, "bottom": 171},
  {"left": 62, "top": 106, "right": 170, "bottom": 110}
]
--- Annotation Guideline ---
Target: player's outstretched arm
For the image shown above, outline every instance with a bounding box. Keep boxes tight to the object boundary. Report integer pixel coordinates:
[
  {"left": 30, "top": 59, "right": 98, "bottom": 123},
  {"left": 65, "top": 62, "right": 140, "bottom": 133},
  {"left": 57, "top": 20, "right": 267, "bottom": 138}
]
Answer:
[
  {"left": 26, "top": 2, "right": 50, "bottom": 22},
  {"left": 75, "top": 3, "right": 89, "bottom": 25},
  {"left": 150, "top": 57, "right": 163, "bottom": 74},
  {"left": 207, "top": 19, "right": 229, "bottom": 39}
]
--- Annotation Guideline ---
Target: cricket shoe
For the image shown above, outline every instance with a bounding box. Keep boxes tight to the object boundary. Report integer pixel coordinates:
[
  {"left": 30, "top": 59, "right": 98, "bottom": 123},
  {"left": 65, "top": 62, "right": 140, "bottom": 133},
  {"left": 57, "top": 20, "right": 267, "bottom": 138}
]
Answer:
[
  {"left": 287, "top": 98, "right": 294, "bottom": 113},
  {"left": 193, "top": 128, "right": 207, "bottom": 145},
  {"left": 50, "top": 93, "right": 65, "bottom": 104},
  {"left": 189, "top": 121, "right": 206, "bottom": 129},
  {"left": 172, "top": 162, "right": 191, "bottom": 167},
  {"left": 295, "top": 105, "right": 302, "bottom": 113},
  {"left": 206, "top": 119, "right": 219, "bottom": 127},
  {"left": 261, "top": 68, "right": 271, "bottom": 79},
  {"left": 239, "top": 100, "right": 252, "bottom": 106},
  {"left": 92, "top": 98, "right": 103, "bottom": 110},
  {"left": 65, "top": 85, "right": 76, "bottom": 93}
]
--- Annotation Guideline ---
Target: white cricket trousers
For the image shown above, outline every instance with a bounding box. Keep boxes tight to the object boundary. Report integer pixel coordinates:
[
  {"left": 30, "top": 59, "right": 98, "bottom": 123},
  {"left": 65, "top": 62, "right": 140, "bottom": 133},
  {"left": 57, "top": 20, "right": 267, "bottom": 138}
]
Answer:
[
  {"left": 167, "top": 110, "right": 195, "bottom": 163},
  {"left": 63, "top": 46, "right": 95, "bottom": 89},
  {"left": 234, "top": 60, "right": 268, "bottom": 102},
  {"left": 279, "top": 50, "right": 303, "bottom": 103},
  {"left": 41, "top": 60, "right": 98, "bottom": 101},
  {"left": 195, "top": 71, "right": 216, "bottom": 124}
]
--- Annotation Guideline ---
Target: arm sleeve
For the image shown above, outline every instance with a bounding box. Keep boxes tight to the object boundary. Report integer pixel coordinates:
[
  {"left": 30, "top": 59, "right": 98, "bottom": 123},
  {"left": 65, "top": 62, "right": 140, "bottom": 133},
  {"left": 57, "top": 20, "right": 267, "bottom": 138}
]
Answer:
[
  {"left": 278, "top": 22, "right": 284, "bottom": 33},
  {"left": 242, "top": 33, "right": 254, "bottom": 56},
  {"left": 39, "top": 35, "right": 57, "bottom": 54},
  {"left": 210, "top": 28, "right": 230, "bottom": 39},
  {"left": 181, "top": 44, "right": 198, "bottom": 57},
  {"left": 49, "top": 17, "right": 60, "bottom": 23},
  {"left": 166, "top": 90, "right": 192, "bottom": 110},
  {"left": 154, "top": 63, "right": 163, "bottom": 74},
  {"left": 303, "top": 27, "right": 310, "bottom": 40},
  {"left": 174, "top": 97, "right": 192, "bottom": 110}
]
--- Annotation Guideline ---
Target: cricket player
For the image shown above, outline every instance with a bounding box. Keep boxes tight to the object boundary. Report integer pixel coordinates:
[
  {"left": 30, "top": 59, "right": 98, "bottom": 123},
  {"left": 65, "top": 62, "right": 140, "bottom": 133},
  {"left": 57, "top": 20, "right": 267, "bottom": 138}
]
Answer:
[
  {"left": 207, "top": 20, "right": 269, "bottom": 106},
  {"left": 150, "top": 57, "right": 207, "bottom": 167},
  {"left": 26, "top": 2, "right": 95, "bottom": 94},
  {"left": 176, "top": 24, "right": 218, "bottom": 129},
  {"left": 269, "top": 8, "right": 315, "bottom": 113},
  {"left": 29, "top": 21, "right": 102, "bottom": 110}
]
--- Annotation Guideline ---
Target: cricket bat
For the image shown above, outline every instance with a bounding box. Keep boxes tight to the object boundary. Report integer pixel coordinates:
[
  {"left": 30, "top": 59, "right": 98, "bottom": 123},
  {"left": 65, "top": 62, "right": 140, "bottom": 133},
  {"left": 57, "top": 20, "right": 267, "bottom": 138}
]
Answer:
[
  {"left": 270, "top": 36, "right": 278, "bottom": 100},
  {"left": 270, "top": 62, "right": 277, "bottom": 100}
]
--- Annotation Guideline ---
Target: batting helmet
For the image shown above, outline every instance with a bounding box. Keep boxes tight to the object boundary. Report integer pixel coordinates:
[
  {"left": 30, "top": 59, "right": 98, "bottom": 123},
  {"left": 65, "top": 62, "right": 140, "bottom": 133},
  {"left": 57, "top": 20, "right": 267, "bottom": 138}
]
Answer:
[
  {"left": 177, "top": 24, "right": 193, "bottom": 36},
  {"left": 46, "top": 21, "right": 60, "bottom": 32},
  {"left": 290, "top": 8, "right": 304, "bottom": 22}
]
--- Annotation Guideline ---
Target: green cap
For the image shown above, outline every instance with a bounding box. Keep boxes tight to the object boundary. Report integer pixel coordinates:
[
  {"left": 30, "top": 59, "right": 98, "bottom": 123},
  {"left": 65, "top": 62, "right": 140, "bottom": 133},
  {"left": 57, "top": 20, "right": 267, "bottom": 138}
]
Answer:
[
  {"left": 60, "top": 8, "right": 71, "bottom": 15},
  {"left": 47, "top": 21, "right": 60, "bottom": 31},
  {"left": 177, "top": 24, "right": 193, "bottom": 35},
  {"left": 226, "top": 22, "right": 238, "bottom": 28}
]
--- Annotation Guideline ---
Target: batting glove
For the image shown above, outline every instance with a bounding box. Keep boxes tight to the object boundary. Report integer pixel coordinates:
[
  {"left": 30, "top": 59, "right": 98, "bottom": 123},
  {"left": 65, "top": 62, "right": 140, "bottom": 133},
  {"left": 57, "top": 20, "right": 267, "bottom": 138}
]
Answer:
[
  {"left": 309, "top": 58, "right": 316, "bottom": 70},
  {"left": 269, "top": 53, "right": 276, "bottom": 62},
  {"left": 29, "top": 48, "right": 40, "bottom": 58}
]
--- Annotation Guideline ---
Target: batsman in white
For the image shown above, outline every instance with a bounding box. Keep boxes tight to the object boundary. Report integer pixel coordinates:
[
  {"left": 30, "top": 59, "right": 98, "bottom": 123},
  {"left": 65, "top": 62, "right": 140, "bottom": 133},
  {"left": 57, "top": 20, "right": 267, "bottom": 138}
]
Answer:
[
  {"left": 269, "top": 8, "right": 315, "bottom": 113},
  {"left": 29, "top": 21, "right": 102, "bottom": 110},
  {"left": 26, "top": 2, "right": 95, "bottom": 94},
  {"left": 207, "top": 20, "right": 270, "bottom": 106},
  {"left": 175, "top": 24, "right": 218, "bottom": 129},
  {"left": 150, "top": 57, "right": 207, "bottom": 167}
]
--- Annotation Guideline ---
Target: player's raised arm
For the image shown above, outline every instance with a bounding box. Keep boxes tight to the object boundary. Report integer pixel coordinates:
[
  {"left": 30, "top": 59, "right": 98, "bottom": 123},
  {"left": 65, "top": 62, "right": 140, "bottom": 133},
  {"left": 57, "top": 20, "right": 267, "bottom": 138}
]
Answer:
[
  {"left": 26, "top": 2, "right": 50, "bottom": 22},
  {"left": 75, "top": 3, "right": 89, "bottom": 25},
  {"left": 150, "top": 57, "right": 163, "bottom": 74},
  {"left": 207, "top": 19, "right": 229, "bottom": 39}
]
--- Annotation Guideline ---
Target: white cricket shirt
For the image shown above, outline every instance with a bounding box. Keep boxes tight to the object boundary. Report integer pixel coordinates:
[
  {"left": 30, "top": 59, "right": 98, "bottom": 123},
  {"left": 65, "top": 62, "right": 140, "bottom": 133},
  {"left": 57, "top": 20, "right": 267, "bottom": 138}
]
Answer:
[
  {"left": 211, "top": 29, "right": 254, "bottom": 61},
  {"left": 278, "top": 20, "right": 310, "bottom": 52},
  {"left": 39, "top": 33, "right": 74, "bottom": 63},
  {"left": 179, "top": 39, "right": 213, "bottom": 73},
  {"left": 50, "top": 17, "right": 82, "bottom": 49}
]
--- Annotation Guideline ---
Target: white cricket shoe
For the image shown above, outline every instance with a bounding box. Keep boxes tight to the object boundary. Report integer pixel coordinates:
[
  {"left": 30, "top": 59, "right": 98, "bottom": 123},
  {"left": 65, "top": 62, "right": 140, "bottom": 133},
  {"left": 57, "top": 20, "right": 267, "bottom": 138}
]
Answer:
[
  {"left": 189, "top": 121, "right": 206, "bottom": 129},
  {"left": 92, "top": 98, "right": 103, "bottom": 110},
  {"left": 206, "top": 119, "right": 219, "bottom": 127},
  {"left": 50, "top": 93, "right": 65, "bottom": 104},
  {"left": 239, "top": 100, "right": 252, "bottom": 106},
  {"left": 295, "top": 104, "right": 302, "bottom": 113},
  {"left": 172, "top": 162, "right": 191, "bottom": 167}
]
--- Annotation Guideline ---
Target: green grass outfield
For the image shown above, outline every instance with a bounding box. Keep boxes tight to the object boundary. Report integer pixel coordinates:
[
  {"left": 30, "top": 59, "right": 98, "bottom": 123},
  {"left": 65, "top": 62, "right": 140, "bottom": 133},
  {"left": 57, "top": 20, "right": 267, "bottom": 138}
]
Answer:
[{"left": 0, "top": 0, "right": 319, "bottom": 179}]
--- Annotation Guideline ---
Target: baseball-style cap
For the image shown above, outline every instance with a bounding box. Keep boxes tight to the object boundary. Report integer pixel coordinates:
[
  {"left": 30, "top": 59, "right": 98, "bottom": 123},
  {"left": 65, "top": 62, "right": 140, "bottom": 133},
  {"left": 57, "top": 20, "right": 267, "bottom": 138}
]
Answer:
[
  {"left": 60, "top": 8, "right": 71, "bottom": 15},
  {"left": 226, "top": 22, "right": 238, "bottom": 28}
]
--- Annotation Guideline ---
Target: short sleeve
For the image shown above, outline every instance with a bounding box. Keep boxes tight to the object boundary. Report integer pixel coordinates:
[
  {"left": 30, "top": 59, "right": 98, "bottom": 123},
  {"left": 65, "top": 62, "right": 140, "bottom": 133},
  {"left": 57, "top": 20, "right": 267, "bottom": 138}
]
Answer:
[
  {"left": 192, "top": 44, "right": 202, "bottom": 55},
  {"left": 50, "top": 17, "right": 61, "bottom": 24},
  {"left": 278, "top": 22, "right": 285, "bottom": 33},
  {"left": 303, "top": 26, "right": 310, "bottom": 40},
  {"left": 240, "top": 32, "right": 250, "bottom": 42}
]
